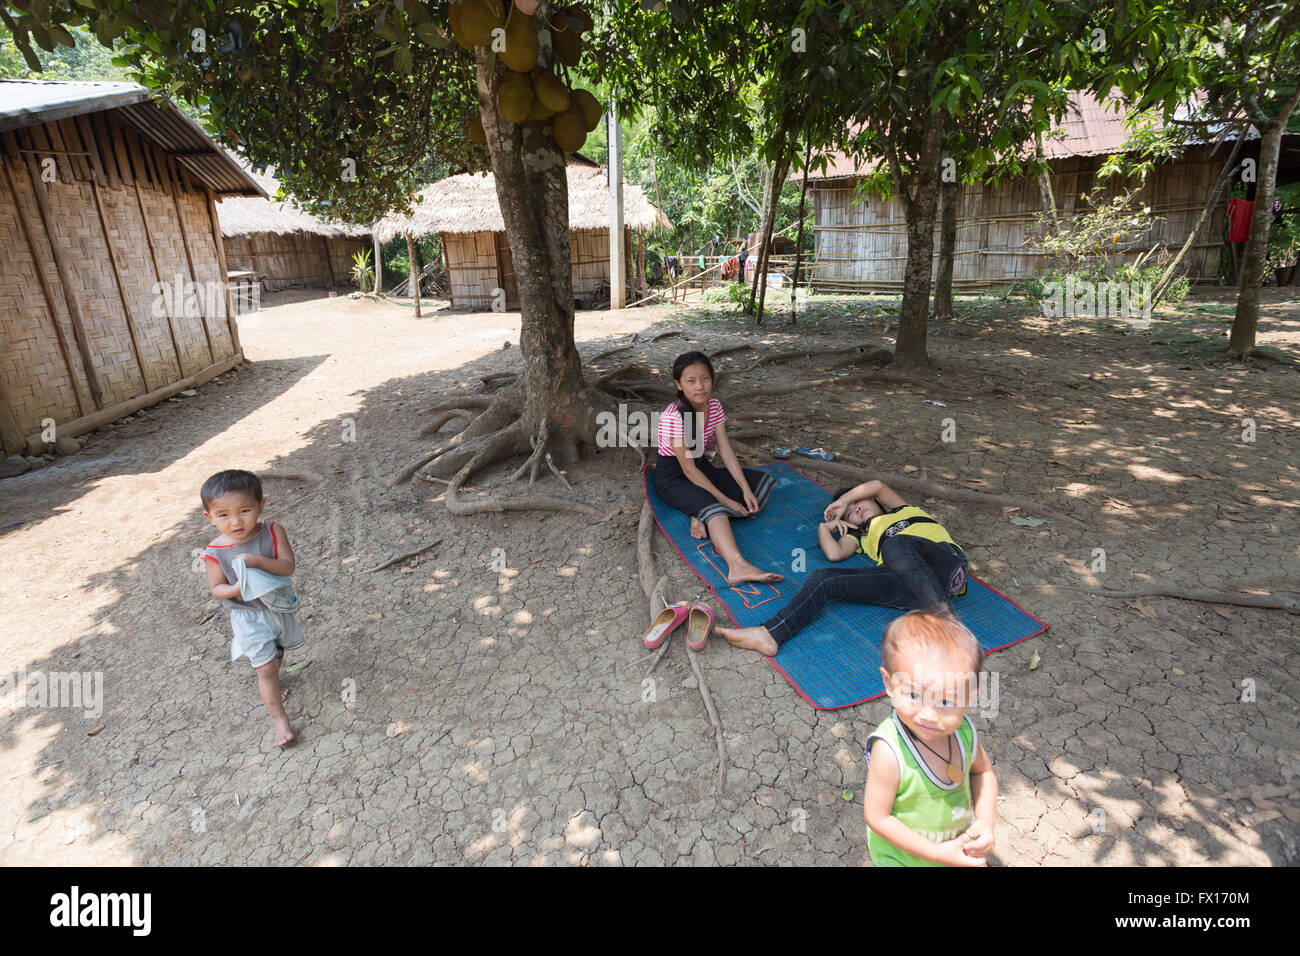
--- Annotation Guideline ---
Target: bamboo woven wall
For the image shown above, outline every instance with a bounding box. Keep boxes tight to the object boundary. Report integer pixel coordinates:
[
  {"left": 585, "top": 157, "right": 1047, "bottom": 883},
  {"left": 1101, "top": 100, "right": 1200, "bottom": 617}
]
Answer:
[
  {"left": 443, "top": 227, "right": 636, "bottom": 310},
  {"left": 223, "top": 234, "right": 367, "bottom": 291},
  {"left": 812, "top": 147, "right": 1229, "bottom": 291},
  {"left": 0, "top": 110, "right": 238, "bottom": 454}
]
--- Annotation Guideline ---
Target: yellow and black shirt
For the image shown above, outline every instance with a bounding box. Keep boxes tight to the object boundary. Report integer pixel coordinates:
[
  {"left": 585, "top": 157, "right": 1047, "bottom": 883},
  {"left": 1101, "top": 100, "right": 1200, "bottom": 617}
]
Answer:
[{"left": 853, "top": 506, "right": 960, "bottom": 564}]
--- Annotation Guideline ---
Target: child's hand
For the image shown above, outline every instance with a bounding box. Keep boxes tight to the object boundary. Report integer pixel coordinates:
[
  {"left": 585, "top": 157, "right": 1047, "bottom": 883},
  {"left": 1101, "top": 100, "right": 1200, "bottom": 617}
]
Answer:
[
  {"left": 824, "top": 500, "right": 846, "bottom": 522},
  {"left": 935, "top": 837, "right": 988, "bottom": 867},
  {"left": 742, "top": 489, "right": 760, "bottom": 513},
  {"left": 241, "top": 553, "right": 264, "bottom": 570},
  {"left": 721, "top": 496, "right": 749, "bottom": 515},
  {"left": 961, "top": 820, "right": 995, "bottom": 858}
]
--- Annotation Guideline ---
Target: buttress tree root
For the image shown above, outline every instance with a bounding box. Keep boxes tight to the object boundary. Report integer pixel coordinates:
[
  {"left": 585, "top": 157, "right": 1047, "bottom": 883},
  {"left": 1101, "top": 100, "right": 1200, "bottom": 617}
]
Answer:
[{"left": 390, "top": 381, "right": 620, "bottom": 518}]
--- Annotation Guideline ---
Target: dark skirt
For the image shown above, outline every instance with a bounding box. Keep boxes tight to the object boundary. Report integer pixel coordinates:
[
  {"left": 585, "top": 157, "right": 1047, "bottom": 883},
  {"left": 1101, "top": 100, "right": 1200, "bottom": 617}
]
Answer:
[{"left": 653, "top": 453, "right": 776, "bottom": 524}]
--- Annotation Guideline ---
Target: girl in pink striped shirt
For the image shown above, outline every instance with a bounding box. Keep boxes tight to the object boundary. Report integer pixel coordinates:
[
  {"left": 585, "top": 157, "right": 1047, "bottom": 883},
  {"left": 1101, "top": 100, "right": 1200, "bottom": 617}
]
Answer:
[{"left": 652, "top": 351, "right": 782, "bottom": 585}]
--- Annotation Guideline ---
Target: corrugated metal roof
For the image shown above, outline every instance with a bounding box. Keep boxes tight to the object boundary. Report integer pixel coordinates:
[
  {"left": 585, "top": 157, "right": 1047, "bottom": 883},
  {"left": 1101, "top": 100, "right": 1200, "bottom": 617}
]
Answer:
[
  {"left": 0, "top": 80, "right": 264, "bottom": 197},
  {"left": 814, "top": 91, "right": 1170, "bottom": 180}
]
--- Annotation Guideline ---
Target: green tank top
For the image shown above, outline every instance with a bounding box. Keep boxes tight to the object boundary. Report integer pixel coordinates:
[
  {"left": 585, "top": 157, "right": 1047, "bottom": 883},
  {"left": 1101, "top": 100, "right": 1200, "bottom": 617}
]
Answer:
[{"left": 866, "top": 711, "right": 977, "bottom": 867}]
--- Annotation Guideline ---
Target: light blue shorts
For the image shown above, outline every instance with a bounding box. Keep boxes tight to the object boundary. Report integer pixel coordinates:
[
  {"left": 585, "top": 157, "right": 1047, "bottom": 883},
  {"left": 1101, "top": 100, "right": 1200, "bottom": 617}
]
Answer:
[{"left": 230, "top": 608, "right": 305, "bottom": 668}]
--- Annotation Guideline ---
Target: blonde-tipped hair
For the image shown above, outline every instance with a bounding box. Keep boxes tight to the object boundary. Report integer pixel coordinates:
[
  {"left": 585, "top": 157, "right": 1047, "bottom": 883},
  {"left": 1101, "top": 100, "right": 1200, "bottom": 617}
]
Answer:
[{"left": 881, "top": 610, "right": 981, "bottom": 675}]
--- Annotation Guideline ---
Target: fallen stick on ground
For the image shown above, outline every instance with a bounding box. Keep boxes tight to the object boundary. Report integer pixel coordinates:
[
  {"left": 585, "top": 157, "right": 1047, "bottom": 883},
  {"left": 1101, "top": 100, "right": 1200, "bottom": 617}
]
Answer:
[
  {"left": 1094, "top": 587, "right": 1300, "bottom": 614},
  {"left": 360, "top": 538, "right": 444, "bottom": 573},
  {"left": 637, "top": 500, "right": 727, "bottom": 794}
]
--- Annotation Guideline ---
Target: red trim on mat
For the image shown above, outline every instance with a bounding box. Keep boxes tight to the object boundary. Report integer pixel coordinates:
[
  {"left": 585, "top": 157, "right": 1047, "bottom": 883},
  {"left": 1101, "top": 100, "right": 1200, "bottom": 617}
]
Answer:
[{"left": 643, "top": 462, "right": 1051, "bottom": 710}]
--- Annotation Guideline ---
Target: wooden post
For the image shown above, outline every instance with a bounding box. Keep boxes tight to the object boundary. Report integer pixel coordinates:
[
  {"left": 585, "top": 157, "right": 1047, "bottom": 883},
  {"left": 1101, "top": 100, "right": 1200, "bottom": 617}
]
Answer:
[
  {"left": 406, "top": 232, "right": 421, "bottom": 317},
  {"left": 16, "top": 130, "right": 104, "bottom": 409},
  {"left": 372, "top": 230, "right": 383, "bottom": 294},
  {"left": 637, "top": 227, "right": 645, "bottom": 296},
  {"left": 206, "top": 188, "right": 243, "bottom": 360},
  {"left": 608, "top": 97, "right": 626, "bottom": 309},
  {"left": 168, "top": 153, "right": 216, "bottom": 364}
]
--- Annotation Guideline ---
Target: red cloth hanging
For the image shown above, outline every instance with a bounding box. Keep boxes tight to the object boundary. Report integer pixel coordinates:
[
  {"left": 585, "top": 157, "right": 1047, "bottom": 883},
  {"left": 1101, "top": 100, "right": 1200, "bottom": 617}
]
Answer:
[{"left": 1227, "top": 198, "right": 1255, "bottom": 242}]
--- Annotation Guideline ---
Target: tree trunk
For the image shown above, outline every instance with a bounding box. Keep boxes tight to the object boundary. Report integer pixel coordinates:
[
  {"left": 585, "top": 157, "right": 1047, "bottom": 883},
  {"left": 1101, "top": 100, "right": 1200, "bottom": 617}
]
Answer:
[
  {"left": 1035, "top": 132, "right": 1058, "bottom": 229},
  {"left": 755, "top": 149, "right": 792, "bottom": 325},
  {"left": 790, "top": 137, "right": 812, "bottom": 323},
  {"left": 1228, "top": 122, "right": 1283, "bottom": 357},
  {"left": 934, "top": 177, "right": 958, "bottom": 319},
  {"left": 895, "top": 112, "right": 944, "bottom": 368},
  {"left": 406, "top": 232, "right": 420, "bottom": 318},
  {"left": 373, "top": 230, "right": 383, "bottom": 294},
  {"left": 748, "top": 162, "right": 774, "bottom": 313},
  {"left": 476, "top": 49, "right": 596, "bottom": 456}
]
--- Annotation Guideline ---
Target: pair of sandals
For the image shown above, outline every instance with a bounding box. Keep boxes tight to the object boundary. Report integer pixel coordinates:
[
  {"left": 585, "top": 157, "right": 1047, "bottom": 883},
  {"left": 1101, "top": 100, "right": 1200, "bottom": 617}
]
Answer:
[{"left": 642, "top": 601, "right": 714, "bottom": 652}]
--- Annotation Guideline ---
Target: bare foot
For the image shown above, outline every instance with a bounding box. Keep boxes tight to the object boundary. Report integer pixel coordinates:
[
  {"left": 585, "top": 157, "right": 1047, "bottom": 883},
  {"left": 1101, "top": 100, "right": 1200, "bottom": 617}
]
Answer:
[
  {"left": 690, "top": 516, "right": 707, "bottom": 539},
  {"left": 725, "top": 559, "right": 784, "bottom": 586},
  {"left": 717, "top": 625, "right": 779, "bottom": 656},
  {"left": 272, "top": 717, "right": 296, "bottom": 747},
  {"left": 281, "top": 687, "right": 290, "bottom": 702}
]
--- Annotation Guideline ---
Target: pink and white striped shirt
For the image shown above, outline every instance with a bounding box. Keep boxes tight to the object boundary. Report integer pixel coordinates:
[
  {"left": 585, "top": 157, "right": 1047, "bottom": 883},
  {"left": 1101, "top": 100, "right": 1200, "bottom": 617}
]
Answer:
[{"left": 657, "top": 398, "right": 726, "bottom": 457}]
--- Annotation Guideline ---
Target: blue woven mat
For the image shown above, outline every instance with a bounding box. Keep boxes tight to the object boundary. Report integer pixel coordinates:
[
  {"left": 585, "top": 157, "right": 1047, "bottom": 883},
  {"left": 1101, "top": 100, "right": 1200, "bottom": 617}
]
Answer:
[{"left": 644, "top": 461, "right": 1048, "bottom": 709}]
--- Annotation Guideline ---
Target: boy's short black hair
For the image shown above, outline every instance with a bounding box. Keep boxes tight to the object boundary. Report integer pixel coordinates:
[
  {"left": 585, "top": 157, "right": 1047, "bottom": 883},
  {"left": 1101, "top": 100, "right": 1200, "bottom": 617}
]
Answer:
[{"left": 201, "top": 469, "right": 263, "bottom": 509}]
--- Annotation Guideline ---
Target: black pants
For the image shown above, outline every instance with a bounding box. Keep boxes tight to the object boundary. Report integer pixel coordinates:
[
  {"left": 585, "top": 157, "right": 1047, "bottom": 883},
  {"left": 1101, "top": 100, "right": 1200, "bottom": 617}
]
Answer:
[{"left": 763, "top": 536, "right": 968, "bottom": 646}]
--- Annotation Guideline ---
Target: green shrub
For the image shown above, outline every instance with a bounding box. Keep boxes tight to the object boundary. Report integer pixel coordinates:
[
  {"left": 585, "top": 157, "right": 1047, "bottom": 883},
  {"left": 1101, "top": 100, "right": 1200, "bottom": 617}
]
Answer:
[{"left": 351, "top": 249, "right": 375, "bottom": 292}]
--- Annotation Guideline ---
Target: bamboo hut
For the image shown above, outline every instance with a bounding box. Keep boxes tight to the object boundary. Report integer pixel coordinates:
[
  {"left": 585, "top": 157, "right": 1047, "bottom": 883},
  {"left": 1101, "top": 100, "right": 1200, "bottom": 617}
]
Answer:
[
  {"left": 809, "top": 91, "right": 1300, "bottom": 292},
  {"left": 0, "top": 80, "right": 264, "bottom": 459},
  {"left": 373, "top": 155, "right": 669, "bottom": 310},
  {"left": 218, "top": 164, "right": 370, "bottom": 292}
]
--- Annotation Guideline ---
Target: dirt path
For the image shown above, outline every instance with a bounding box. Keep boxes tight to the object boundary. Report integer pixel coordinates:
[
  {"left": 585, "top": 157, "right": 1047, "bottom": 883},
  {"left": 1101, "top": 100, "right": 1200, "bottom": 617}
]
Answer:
[{"left": 0, "top": 288, "right": 1295, "bottom": 866}]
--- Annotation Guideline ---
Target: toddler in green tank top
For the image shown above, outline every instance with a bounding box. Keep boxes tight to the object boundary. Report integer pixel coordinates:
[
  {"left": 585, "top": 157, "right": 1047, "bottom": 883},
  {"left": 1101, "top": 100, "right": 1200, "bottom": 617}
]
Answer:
[{"left": 863, "top": 610, "right": 998, "bottom": 866}]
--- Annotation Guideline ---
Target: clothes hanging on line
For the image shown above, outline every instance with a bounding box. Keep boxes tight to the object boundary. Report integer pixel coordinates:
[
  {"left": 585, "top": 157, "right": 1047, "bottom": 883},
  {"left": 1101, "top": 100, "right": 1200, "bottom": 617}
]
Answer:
[{"left": 1227, "top": 198, "right": 1255, "bottom": 242}]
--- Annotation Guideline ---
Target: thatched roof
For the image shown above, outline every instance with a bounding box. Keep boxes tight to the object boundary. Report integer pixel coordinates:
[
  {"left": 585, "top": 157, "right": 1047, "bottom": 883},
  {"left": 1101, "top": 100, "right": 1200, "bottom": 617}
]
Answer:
[
  {"left": 372, "top": 159, "right": 670, "bottom": 243},
  {"left": 217, "top": 164, "right": 369, "bottom": 239}
]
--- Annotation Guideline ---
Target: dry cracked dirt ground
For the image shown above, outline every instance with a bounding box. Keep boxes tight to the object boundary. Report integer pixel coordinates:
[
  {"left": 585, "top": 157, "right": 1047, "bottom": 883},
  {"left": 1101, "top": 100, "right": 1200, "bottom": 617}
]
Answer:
[{"left": 1, "top": 287, "right": 1297, "bottom": 866}]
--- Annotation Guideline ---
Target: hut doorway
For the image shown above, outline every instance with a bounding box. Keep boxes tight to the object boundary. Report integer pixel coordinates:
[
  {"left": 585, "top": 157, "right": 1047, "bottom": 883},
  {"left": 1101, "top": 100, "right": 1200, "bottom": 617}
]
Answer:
[{"left": 494, "top": 233, "right": 520, "bottom": 310}]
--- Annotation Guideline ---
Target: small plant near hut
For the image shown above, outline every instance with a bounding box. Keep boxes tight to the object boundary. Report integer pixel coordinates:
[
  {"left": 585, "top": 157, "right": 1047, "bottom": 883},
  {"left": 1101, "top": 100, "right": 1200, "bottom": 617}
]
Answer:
[{"left": 351, "top": 249, "right": 375, "bottom": 292}]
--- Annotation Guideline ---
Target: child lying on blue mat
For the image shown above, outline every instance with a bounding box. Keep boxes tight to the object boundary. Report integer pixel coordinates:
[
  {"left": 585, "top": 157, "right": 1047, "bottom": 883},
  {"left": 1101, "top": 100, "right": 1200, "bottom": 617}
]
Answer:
[{"left": 716, "top": 477, "right": 968, "bottom": 656}]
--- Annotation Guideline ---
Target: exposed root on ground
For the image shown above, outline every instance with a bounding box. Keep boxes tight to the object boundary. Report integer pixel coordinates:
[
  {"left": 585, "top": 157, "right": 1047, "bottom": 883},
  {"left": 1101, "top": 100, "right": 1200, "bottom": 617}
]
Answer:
[
  {"left": 745, "top": 343, "right": 892, "bottom": 371},
  {"left": 1246, "top": 349, "right": 1300, "bottom": 371},
  {"left": 727, "top": 369, "right": 1011, "bottom": 403},
  {"left": 480, "top": 372, "right": 518, "bottom": 390},
  {"left": 360, "top": 538, "right": 443, "bottom": 573},
  {"left": 588, "top": 344, "right": 634, "bottom": 363},
  {"left": 419, "top": 410, "right": 473, "bottom": 437},
  {"left": 709, "top": 343, "right": 757, "bottom": 359},
  {"left": 424, "top": 395, "right": 496, "bottom": 414},
  {"left": 261, "top": 470, "right": 323, "bottom": 483},
  {"left": 1095, "top": 587, "right": 1300, "bottom": 614},
  {"left": 394, "top": 383, "right": 614, "bottom": 516},
  {"left": 637, "top": 499, "right": 727, "bottom": 794}
]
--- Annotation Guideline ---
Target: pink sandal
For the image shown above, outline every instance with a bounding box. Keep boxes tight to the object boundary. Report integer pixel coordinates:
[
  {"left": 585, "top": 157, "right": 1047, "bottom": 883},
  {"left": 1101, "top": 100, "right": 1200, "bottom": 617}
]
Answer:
[
  {"left": 642, "top": 602, "right": 689, "bottom": 649},
  {"left": 686, "top": 604, "right": 714, "bottom": 651}
]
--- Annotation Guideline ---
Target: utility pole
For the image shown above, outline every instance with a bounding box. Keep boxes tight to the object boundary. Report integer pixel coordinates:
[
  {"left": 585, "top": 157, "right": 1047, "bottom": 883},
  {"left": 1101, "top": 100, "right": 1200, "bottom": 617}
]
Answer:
[{"left": 608, "top": 95, "right": 626, "bottom": 310}]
